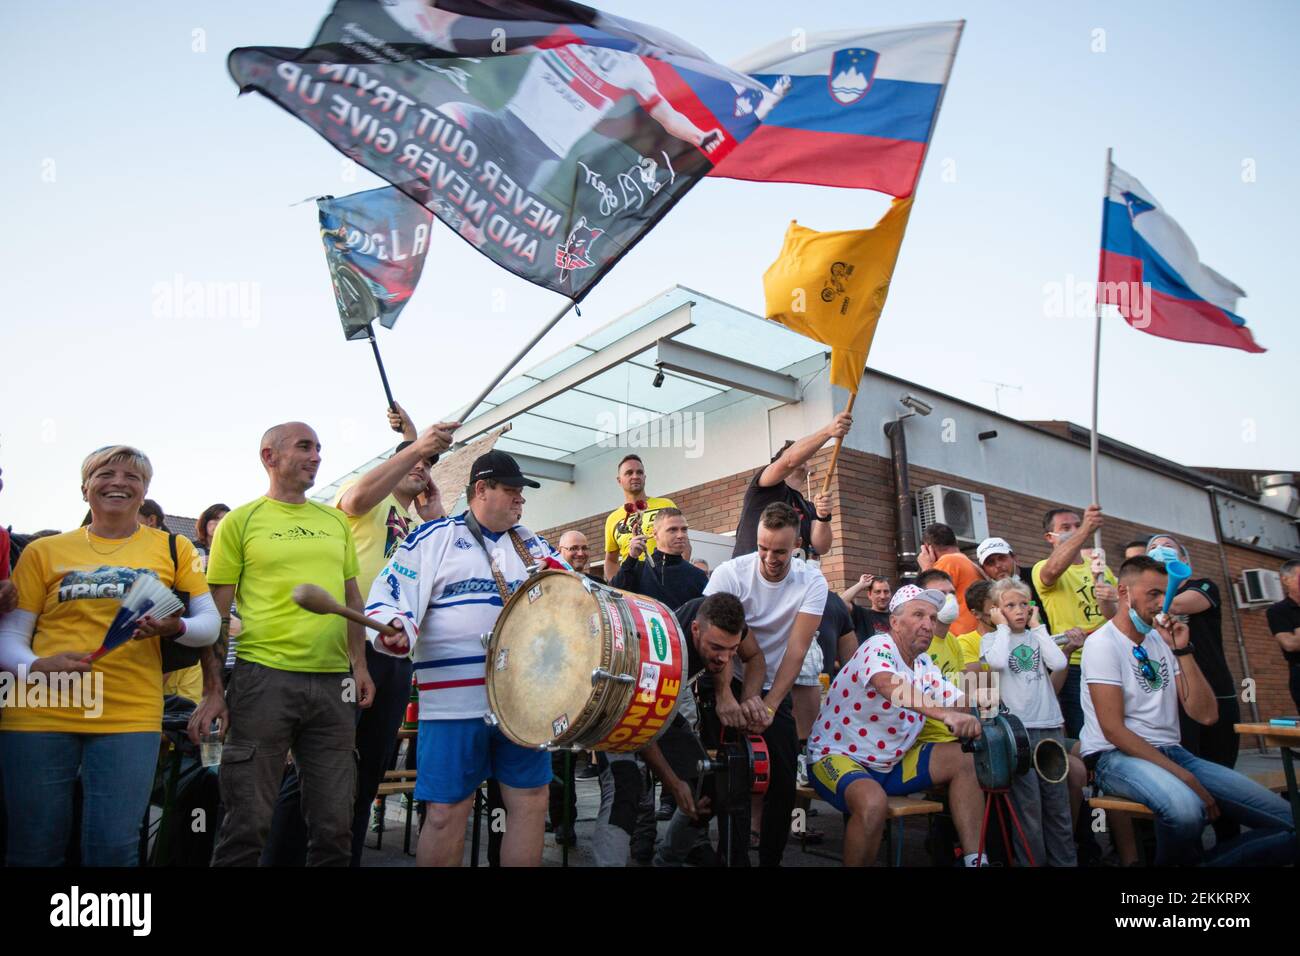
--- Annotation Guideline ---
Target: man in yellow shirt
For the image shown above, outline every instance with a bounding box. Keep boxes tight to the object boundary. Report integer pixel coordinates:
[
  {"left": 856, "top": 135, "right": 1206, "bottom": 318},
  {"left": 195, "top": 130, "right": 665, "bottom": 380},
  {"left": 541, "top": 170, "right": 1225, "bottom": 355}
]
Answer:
[
  {"left": 264, "top": 407, "right": 455, "bottom": 866},
  {"left": 601, "top": 454, "right": 676, "bottom": 582},
  {"left": 191, "top": 421, "right": 375, "bottom": 867},
  {"left": 911, "top": 570, "right": 969, "bottom": 747},
  {"left": 1031, "top": 504, "right": 1118, "bottom": 739}
]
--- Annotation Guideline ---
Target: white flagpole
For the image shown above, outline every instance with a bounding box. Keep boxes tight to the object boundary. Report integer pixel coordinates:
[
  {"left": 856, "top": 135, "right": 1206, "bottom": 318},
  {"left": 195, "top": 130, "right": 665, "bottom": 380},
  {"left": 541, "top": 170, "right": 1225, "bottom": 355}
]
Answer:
[{"left": 1090, "top": 147, "right": 1114, "bottom": 552}]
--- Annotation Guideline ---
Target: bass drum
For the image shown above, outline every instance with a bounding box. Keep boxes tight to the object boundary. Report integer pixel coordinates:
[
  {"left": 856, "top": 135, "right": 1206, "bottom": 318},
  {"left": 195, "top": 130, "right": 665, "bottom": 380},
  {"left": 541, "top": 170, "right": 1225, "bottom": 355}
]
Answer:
[{"left": 486, "top": 570, "right": 687, "bottom": 752}]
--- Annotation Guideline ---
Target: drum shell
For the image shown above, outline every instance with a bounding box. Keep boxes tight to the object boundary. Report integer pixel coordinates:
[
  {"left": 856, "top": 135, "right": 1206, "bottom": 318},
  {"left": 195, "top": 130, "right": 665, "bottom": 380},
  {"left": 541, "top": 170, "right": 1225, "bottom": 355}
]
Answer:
[{"left": 485, "top": 571, "right": 687, "bottom": 752}]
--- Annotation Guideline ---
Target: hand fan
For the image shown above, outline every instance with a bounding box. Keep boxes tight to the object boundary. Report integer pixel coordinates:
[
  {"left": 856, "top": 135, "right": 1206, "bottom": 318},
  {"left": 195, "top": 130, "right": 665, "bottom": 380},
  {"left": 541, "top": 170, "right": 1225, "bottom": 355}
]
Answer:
[{"left": 84, "top": 575, "right": 185, "bottom": 664}]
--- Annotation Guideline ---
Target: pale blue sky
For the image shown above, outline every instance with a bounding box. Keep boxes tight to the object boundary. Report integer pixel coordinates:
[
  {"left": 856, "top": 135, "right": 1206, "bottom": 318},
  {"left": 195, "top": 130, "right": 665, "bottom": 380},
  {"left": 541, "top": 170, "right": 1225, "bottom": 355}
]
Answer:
[{"left": 2, "top": 0, "right": 1296, "bottom": 531}]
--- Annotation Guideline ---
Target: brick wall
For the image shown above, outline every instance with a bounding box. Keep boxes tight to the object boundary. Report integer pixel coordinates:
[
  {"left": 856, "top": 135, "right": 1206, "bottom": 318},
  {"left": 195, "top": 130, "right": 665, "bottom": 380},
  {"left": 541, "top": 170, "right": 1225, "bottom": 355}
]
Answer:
[
  {"left": 1222, "top": 542, "right": 1295, "bottom": 723},
  {"left": 536, "top": 443, "right": 1294, "bottom": 720}
]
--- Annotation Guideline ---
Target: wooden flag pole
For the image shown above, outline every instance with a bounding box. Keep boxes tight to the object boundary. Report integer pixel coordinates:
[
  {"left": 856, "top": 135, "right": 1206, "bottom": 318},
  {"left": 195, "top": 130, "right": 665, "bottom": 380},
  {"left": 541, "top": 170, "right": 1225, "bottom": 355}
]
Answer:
[{"left": 819, "top": 390, "right": 858, "bottom": 496}]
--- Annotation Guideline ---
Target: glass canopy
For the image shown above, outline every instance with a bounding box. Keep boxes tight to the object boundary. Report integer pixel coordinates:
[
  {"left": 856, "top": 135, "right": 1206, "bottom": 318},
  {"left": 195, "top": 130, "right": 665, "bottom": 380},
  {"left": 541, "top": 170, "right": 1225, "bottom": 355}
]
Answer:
[{"left": 315, "top": 285, "right": 826, "bottom": 501}]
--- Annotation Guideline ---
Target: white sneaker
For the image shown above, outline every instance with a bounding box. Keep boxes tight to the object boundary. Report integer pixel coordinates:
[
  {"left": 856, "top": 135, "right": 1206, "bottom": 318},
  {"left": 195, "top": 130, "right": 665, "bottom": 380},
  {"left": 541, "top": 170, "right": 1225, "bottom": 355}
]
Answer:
[{"left": 796, "top": 753, "right": 809, "bottom": 789}]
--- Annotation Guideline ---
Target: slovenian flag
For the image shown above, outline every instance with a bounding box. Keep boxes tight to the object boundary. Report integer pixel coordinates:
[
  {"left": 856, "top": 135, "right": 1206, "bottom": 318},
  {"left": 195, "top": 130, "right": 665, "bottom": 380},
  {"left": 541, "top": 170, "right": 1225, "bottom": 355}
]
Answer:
[
  {"left": 1100, "top": 162, "right": 1265, "bottom": 353},
  {"left": 710, "top": 21, "right": 964, "bottom": 197}
]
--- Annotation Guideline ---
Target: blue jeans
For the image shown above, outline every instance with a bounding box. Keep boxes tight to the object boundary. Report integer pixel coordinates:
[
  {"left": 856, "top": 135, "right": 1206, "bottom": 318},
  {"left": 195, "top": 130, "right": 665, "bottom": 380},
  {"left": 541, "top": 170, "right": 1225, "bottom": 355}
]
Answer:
[
  {"left": 0, "top": 731, "right": 159, "bottom": 866},
  {"left": 1095, "top": 744, "right": 1296, "bottom": 866}
]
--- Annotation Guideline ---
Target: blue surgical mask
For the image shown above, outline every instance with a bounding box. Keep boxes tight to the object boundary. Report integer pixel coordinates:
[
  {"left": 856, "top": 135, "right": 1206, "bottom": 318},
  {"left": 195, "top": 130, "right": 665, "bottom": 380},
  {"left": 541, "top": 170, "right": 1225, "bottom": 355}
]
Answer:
[
  {"left": 1147, "top": 545, "right": 1180, "bottom": 565},
  {"left": 1128, "top": 608, "right": 1154, "bottom": 636}
]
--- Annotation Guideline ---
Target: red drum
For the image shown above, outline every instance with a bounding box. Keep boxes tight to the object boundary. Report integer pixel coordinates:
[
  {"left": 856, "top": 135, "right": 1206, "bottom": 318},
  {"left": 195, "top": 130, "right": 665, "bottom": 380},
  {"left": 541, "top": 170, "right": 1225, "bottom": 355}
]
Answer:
[{"left": 486, "top": 570, "right": 687, "bottom": 752}]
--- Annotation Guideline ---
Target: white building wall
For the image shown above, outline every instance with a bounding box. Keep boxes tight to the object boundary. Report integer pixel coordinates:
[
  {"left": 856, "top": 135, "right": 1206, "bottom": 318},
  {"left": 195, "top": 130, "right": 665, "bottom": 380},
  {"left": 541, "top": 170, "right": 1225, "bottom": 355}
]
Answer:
[{"left": 521, "top": 368, "right": 834, "bottom": 532}]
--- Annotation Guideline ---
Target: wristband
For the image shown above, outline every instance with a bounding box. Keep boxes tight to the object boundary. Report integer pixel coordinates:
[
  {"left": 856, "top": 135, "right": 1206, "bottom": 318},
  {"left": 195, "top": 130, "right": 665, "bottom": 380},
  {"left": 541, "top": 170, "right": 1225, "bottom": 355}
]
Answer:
[
  {"left": 174, "top": 618, "right": 187, "bottom": 638},
  {"left": 1172, "top": 643, "right": 1195, "bottom": 657},
  {"left": 814, "top": 513, "right": 832, "bottom": 522}
]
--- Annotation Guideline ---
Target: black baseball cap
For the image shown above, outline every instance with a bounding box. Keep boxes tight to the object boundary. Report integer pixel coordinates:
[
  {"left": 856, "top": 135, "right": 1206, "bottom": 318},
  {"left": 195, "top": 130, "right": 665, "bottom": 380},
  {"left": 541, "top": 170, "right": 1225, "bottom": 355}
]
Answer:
[
  {"left": 470, "top": 450, "right": 539, "bottom": 489},
  {"left": 396, "top": 440, "right": 439, "bottom": 466}
]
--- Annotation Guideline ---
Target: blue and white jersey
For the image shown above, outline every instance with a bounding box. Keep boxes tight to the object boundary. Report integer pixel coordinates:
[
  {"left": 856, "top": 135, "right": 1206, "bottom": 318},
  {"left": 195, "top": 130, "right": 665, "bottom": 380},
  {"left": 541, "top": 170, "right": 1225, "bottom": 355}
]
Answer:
[{"left": 364, "top": 511, "right": 557, "bottom": 720}]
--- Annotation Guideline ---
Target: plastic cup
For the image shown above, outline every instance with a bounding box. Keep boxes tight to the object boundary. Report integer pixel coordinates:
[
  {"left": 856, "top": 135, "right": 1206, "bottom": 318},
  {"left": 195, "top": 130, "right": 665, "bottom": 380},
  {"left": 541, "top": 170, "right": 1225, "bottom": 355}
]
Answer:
[{"left": 200, "top": 729, "right": 223, "bottom": 768}]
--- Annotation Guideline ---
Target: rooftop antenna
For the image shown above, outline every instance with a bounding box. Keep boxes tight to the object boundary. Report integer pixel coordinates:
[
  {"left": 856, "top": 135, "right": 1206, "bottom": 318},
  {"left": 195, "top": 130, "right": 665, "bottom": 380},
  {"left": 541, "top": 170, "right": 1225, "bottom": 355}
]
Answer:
[{"left": 982, "top": 380, "right": 1022, "bottom": 414}]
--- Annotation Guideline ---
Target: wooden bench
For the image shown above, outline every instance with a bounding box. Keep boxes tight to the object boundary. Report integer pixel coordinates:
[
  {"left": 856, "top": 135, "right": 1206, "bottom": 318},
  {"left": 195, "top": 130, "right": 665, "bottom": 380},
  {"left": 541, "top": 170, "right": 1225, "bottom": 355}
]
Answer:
[
  {"left": 795, "top": 785, "right": 944, "bottom": 865},
  {"left": 1087, "top": 770, "right": 1288, "bottom": 863},
  {"left": 373, "top": 770, "right": 418, "bottom": 856},
  {"left": 1090, "top": 770, "right": 1288, "bottom": 819}
]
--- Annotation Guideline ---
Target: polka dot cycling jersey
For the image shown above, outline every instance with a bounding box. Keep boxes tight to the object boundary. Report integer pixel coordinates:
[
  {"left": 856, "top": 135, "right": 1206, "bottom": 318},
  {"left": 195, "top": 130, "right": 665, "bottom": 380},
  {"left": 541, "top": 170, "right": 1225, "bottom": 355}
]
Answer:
[{"left": 808, "top": 632, "right": 963, "bottom": 772}]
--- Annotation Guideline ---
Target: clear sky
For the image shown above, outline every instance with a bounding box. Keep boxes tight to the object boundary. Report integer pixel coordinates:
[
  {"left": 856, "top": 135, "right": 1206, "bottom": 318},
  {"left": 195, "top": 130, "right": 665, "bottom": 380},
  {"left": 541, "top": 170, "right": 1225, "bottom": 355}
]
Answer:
[{"left": 2, "top": 0, "right": 1296, "bottom": 531}]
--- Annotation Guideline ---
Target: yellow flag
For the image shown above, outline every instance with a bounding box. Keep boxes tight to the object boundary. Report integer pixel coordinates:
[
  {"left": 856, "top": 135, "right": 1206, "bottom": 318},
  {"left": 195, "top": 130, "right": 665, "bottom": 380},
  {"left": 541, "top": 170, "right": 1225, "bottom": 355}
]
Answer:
[{"left": 763, "top": 196, "right": 913, "bottom": 392}]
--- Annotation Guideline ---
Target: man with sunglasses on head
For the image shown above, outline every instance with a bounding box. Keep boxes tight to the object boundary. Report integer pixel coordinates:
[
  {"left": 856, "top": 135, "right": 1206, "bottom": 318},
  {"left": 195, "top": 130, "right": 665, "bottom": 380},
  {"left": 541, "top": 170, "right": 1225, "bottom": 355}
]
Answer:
[
  {"left": 1081, "top": 555, "right": 1296, "bottom": 866},
  {"left": 602, "top": 454, "right": 676, "bottom": 584}
]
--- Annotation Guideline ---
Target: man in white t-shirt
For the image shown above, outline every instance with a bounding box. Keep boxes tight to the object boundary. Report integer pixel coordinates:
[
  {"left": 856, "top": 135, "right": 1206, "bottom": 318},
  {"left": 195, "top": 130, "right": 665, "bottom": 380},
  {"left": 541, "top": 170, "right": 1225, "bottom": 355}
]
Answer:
[
  {"left": 1082, "top": 555, "right": 1296, "bottom": 866},
  {"left": 807, "top": 585, "right": 987, "bottom": 866},
  {"left": 704, "top": 501, "right": 826, "bottom": 866}
]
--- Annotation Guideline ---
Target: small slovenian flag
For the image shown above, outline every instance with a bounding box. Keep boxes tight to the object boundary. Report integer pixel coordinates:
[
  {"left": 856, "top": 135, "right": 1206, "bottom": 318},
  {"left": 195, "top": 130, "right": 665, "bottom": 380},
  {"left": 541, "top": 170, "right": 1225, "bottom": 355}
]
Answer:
[
  {"left": 1099, "top": 161, "right": 1265, "bottom": 353},
  {"left": 710, "top": 21, "right": 964, "bottom": 197}
]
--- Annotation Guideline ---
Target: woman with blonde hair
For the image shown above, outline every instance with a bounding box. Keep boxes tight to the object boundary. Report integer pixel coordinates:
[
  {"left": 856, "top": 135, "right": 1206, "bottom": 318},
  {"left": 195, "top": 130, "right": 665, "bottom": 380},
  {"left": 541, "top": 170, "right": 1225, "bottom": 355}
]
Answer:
[{"left": 0, "top": 445, "right": 219, "bottom": 866}]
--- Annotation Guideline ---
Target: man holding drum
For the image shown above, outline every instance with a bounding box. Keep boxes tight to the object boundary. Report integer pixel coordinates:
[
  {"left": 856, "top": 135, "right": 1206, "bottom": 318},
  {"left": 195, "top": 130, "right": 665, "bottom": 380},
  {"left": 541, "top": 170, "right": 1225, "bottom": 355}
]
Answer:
[
  {"left": 649, "top": 592, "right": 768, "bottom": 866},
  {"left": 366, "top": 450, "right": 558, "bottom": 867}
]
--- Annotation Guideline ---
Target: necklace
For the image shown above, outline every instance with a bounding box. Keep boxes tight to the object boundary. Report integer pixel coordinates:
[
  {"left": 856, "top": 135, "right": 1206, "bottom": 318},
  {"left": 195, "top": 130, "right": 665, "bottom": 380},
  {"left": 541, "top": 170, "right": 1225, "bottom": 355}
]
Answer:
[{"left": 84, "top": 526, "right": 139, "bottom": 556}]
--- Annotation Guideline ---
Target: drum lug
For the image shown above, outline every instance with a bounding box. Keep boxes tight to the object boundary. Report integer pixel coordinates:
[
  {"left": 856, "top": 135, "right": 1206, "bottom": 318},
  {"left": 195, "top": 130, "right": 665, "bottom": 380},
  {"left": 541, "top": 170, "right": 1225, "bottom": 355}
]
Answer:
[
  {"left": 483, "top": 713, "right": 500, "bottom": 728},
  {"left": 480, "top": 632, "right": 492, "bottom": 649},
  {"left": 592, "top": 668, "right": 636, "bottom": 687}
]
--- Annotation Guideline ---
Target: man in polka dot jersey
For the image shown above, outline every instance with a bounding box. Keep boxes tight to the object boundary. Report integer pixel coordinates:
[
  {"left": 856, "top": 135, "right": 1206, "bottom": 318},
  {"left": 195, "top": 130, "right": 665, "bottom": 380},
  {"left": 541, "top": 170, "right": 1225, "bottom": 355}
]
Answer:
[{"left": 807, "top": 585, "right": 988, "bottom": 866}]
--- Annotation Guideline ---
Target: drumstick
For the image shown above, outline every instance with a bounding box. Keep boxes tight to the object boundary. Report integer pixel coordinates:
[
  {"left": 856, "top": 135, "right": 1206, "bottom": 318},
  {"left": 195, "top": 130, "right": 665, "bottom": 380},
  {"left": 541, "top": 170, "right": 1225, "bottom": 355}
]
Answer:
[{"left": 291, "top": 584, "right": 401, "bottom": 636}]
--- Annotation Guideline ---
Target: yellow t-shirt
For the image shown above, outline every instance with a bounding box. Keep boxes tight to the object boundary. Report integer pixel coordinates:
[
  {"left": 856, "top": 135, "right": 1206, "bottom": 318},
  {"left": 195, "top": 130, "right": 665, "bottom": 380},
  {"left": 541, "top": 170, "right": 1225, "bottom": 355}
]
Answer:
[
  {"left": 916, "top": 631, "right": 967, "bottom": 745},
  {"left": 333, "top": 481, "right": 423, "bottom": 595},
  {"left": 1031, "top": 558, "right": 1118, "bottom": 665},
  {"left": 6, "top": 527, "right": 209, "bottom": 733},
  {"left": 162, "top": 663, "right": 203, "bottom": 704},
  {"left": 603, "top": 497, "right": 676, "bottom": 563},
  {"left": 207, "top": 497, "right": 359, "bottom": 673},
  {"left": 953, "top": 629, "right": 988, "bottom": 671}
]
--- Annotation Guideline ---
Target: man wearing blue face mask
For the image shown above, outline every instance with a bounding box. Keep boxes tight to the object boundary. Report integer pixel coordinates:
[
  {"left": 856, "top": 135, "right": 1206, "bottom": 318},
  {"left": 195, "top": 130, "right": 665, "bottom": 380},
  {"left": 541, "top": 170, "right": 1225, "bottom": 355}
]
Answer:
[
  {"left": 1144, "top": 535, "right": 1242, "bottom": 844},
  {"left": 1081, "top": 556, "right": 1296, "bottom": 865}
]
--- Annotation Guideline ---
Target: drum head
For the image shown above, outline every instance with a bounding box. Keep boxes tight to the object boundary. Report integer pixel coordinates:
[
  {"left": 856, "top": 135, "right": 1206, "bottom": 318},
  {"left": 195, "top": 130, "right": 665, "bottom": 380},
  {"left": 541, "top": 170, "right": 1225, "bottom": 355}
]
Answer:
[{"left": 489, "top": 572, "right": 603, "bottom": 748}]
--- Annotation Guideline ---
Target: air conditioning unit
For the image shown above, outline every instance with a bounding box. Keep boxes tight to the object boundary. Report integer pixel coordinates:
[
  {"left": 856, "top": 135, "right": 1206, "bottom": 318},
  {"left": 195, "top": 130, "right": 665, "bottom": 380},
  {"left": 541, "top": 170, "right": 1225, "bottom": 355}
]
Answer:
[
  {"left": 1239, "top": 568, "right": 1284, "bottom": 605},
  {"left": 916, "top": 484, "right": 989, "bottom": 548}
]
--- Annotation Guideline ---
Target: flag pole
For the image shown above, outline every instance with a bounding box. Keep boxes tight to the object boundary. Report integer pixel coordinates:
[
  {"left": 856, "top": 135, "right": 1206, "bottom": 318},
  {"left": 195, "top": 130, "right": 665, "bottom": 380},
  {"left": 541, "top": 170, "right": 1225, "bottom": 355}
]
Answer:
[
  {"left": 1090, "top": 147, "right": 1114, "bottom": 553},
  {"left": 453, "top": 297, "right": 576, "bottom": 437},
  {"left": 365, "top": 324, "right": 398, "bottom": 414},
  {"left": 818, "top": 20, "right": 965, "bottom": 498},
  {"left": 818, "top": 391, "right": 858, "bottom": 495}
]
